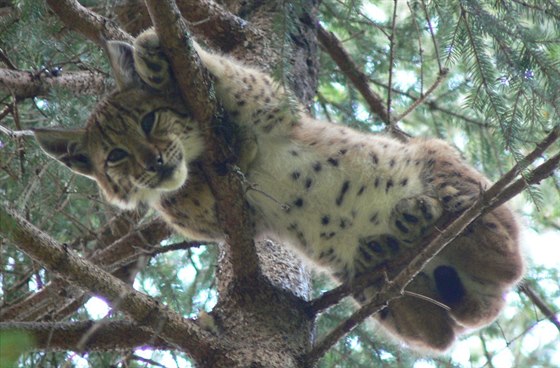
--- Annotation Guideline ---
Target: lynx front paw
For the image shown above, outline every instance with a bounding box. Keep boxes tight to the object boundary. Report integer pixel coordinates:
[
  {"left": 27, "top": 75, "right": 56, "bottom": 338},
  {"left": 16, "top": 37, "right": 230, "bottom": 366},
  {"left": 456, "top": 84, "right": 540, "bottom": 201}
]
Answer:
[
  {"left": 389, "top": 195, "right": 443, "bottom": 242},
  {"left": 435, "top": 181, "right": 479, "bottom": 212},
  {"left": 133, "top": 29, "right": 173, "bottom": 92}
]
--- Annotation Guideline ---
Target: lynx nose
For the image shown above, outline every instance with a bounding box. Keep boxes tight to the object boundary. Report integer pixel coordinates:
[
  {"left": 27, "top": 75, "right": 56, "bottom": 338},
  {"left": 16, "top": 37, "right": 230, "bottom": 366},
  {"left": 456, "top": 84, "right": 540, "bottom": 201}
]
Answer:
[{"left": 146, "top": 155, "right": 164, "bottom": 172}]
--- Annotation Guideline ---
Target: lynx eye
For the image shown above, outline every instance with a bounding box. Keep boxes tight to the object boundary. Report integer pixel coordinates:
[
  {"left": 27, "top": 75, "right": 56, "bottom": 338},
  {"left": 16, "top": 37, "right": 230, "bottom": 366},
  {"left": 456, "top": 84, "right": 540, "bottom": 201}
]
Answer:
[
  {"left": 107, "top": 148, "right": 129, "bottom": 164},
  {"left": 140, "top": 111, "right": 156, "bottom": 135}
]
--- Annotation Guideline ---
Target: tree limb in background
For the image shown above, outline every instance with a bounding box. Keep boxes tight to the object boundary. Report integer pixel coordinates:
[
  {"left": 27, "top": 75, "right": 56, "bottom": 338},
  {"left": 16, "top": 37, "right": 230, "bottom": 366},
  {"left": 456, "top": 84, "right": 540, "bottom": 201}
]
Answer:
[
  {"left": 144, "top": 0, "right": 261, "bottom": 283},
  {"left": 176, "top": 0, "right": 260, "bottom": 51},
  {"left": 0, "top": 219, "right": 171, "bottom": 322},
  {"left": 45, "top": 0, "right": 132, "bottom": 45},
  {"left": 0, "top": 69, "right": 111, "bottom": 99},
  {"left": 518, "top": 282, "right": 560, "bottom": 333},
  {"left": 0, "top": 320, "right": 173, "bottom": 351},
  {"left": 316, "top": 24, "right": 390, "bottom": 125},
  {"left": 0, "top": 205, "right": 218, "bottom": 360}
]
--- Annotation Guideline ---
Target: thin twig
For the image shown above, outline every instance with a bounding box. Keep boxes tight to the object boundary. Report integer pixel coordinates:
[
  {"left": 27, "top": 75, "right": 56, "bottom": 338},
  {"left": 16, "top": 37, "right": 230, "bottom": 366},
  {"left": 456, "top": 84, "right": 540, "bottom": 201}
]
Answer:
[
  {"left": 387, "top": 0, "right": 399, "bottom": 125},
  {"left": 0, "top": 124, "right": 34, "bottom": 137},
  {"left": 518, "top": 282, "right": 560, "bottom": 332},
  {"left": 393, "top": 68, "right": 449, "bottom": 123}
]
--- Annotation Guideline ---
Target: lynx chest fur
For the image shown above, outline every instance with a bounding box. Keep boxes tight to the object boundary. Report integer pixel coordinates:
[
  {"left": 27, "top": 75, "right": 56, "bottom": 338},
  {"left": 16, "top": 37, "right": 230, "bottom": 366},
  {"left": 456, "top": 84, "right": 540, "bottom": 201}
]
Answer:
[{"left": 34, "top": 29, "right": 524, "bottom": 352}]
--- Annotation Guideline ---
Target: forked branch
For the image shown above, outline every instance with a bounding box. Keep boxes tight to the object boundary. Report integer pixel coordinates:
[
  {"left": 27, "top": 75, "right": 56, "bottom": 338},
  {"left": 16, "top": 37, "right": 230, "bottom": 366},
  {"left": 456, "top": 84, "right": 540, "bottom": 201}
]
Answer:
[{"left": 0, "top": 205, "right": 217, "bottom": 360}]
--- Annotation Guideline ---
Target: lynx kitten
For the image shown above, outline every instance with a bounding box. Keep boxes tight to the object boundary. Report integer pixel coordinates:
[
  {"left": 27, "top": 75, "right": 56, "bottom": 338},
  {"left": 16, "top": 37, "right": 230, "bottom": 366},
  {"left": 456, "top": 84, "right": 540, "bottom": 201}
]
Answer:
[{"left": 34, "top": 29, "right": 524, "bottom": 351}]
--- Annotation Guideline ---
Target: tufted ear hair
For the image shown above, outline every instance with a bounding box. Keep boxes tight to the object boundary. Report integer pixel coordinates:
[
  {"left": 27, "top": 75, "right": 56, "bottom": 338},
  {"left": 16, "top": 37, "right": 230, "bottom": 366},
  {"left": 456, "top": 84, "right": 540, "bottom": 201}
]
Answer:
[
  {"left": 33, "top": 128, "right": 94, "bottom": 178},
  {"left": 106, "top": 40, "right": 141, "bottom": 91}
]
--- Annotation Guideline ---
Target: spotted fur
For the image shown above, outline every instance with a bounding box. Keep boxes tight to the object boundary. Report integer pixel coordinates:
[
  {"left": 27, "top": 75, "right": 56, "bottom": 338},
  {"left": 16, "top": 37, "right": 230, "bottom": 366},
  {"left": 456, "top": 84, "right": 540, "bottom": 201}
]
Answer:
[{"left": 34, "top": 29, "right": 524, "bottom": 352}]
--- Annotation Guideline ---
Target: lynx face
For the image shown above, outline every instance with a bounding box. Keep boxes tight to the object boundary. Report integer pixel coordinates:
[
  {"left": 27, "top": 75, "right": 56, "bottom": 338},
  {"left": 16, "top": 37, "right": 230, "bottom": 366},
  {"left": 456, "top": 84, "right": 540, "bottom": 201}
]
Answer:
[{"left": 34, "top": 89, "right": 205, "bottom": 209}]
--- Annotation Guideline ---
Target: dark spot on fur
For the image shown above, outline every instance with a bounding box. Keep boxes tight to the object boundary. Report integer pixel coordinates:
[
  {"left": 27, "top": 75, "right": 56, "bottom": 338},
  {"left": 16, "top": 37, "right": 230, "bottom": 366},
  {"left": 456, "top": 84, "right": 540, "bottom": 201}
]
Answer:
[
  {"left": 434, "top": 266, "right": 465, "bottom": 304},
  {"left": 292, "top": 171, "right": 301, "bottom": 180},
  {"left": 374, "top": 177, "right": 380, "bottom": 188},
  {"left": 327, "top": 157, "right": 339, "bottom": 166},
  {"left": 357, "top": 185, "right": 366, "bottom": 196},
  {"left": 390, "top": 159, "right": 395, "bottom": 167},
  {"left": 313, "top": 162, "right": 322, "bottom": 172},
  {"left": 305, "top": 178, "right": 313, "bottom": 189},
  {"left": 403, "top": 213, "right": 419, "bottom": 223},
  {"left": 144, "top": 59, "right": 162, "bottom": 72},
  {"left": 379, "top": 308, "right": 389, "bottom": 320},
  {"left": 367, "top": 240, "right": 384, "bottom": 254},
  {"left": 385, "top": 179, "right": 394, "bottom": 193},
  {"left": 321, "top": 215, "right": 330, "bottom": 225},
  {"left": 293, "top": 198, "right": 304, "bottom": 207},
  {"left": 386, "top": 236, "right": 400, "bottom": 253},
  {"left": 400, "top": 178, "right": 408, "bottom": 186},
  {"left": 359, "top": 246, "right": 373, "bottom": 261},
  {"left": 395, "top": 220, "right": 408, "bottom": 233},
  {"left": 369, "top": 213, "right": 379, "bottom": 223},
  {"left": 320, "top": 231, "right": 336, "bottom": 240},
  {"left": 336, "top": 180, "right": 350, "bottom": 206},
  {"left": 149, "top": 76, "right": 165, "bottom": 85}
]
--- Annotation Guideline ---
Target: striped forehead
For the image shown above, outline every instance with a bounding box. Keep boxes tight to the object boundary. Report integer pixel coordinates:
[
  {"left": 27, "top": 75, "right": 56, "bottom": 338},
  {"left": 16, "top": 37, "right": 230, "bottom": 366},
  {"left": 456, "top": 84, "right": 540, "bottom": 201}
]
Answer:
[{"left": 87, "top": 99, "right": 145, "bottom": 146}]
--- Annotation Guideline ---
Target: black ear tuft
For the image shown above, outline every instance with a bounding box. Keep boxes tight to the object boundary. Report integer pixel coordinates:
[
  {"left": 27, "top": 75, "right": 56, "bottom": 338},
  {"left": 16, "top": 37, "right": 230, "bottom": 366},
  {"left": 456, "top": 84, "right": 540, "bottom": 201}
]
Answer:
[
  {"left": 106, "top": 40, "right": 141, "bottom": 91},
  {"left": 33, "top": 128, "right": 94, "bottom": 177}
]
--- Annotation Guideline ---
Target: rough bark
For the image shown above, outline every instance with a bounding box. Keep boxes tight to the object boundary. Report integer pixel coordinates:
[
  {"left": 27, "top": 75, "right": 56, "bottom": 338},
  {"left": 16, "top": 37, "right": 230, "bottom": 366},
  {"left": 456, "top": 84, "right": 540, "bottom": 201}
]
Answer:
[{"left": 0, "top": 69, "right": 112, "bottom": 98}]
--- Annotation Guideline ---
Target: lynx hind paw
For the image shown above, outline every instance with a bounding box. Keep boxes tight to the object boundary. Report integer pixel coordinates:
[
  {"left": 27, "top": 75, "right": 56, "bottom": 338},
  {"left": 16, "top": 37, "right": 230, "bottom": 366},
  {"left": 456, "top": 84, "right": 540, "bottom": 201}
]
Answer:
[
  {"left": 430, "top": 263, "right": 506, "bottom": 328},
  {"left": 370, "top": 272, "right": 463, "bottom": 351},
  {"left": 133, "top": 29, "right": 173, "bottom": 91},
  {"left": 389, "top": 195, "right": 443, "bottom": 242}
]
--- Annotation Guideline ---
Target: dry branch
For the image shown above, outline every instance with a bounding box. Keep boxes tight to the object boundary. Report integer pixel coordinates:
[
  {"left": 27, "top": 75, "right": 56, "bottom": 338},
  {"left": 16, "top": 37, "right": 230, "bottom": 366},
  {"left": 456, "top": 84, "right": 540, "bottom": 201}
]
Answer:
[
  {"left": 0, "top": 218, "right": 170, "bottom": 322},
  {"left": 0, "top": 320, "right": 173, "bottom": 351},
  {"left": 46, "top": 0, "right": 132, "bottom": 45},
  {"left": 0, "top": 205, "right": 218, "bottom": 360},
  {"left": 0, "top": 69, "right": 111, "bottom": 99}
]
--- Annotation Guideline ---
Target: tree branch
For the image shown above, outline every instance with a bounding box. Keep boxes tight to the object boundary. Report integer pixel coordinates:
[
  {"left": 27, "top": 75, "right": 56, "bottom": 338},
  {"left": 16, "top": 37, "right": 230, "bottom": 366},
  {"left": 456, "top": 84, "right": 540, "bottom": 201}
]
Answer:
[
  {"left": 317, "top": 24, "right": 390, "bottom": 125},
  {"left": 518, "top": 282, "right": 560, "bottom": 332},
  {"left": 176, "top": 0, "right": 260, "bottom": 51},
  {"left": 0, "top": 320, "right": 173, "bottom": 351},
  {"left": 144, "top": 0, "right": 260, "bottom": 283},
  {"left": 0, "top": 69, "right": 112, "bottom": 99},
  {"left": 45, "top": 0, "right": 132, "bottom": 45},
  {"left": 0, "top": 205, "right": 218, "bottom": 361},
  {"left": 0, "top": 219, "right": 171, "bottom": 322}
]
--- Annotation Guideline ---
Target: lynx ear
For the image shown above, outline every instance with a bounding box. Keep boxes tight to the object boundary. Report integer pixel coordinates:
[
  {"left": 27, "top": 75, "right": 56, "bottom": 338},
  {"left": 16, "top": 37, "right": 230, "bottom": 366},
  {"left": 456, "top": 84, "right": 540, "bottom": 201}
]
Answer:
[
  {"left": 106, "top": 40, "right": 141, "bottom": 90},
  {"left": 33, "top": 128, "right": 94, "bottom": 178}
]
